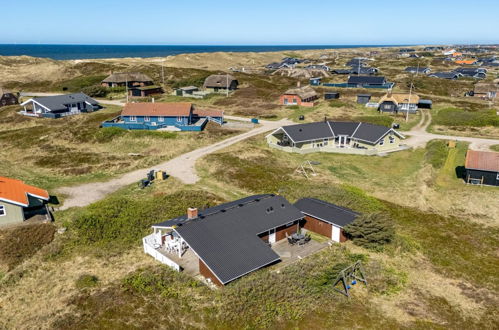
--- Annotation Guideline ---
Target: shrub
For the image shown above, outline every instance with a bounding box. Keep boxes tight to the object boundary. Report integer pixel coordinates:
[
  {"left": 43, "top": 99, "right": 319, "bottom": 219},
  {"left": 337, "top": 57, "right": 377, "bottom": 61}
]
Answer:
[
  {"left": 343, "top": 212, "right": 395, "bottom": 250},
  {"left": 425, "top": 140, "right": 448, "bottom": 168},
  {"left": 69, "top": 191, "right": 220, "bottom": 247},
  {"left": 76, "top": 274, "right": 99, "bottom": 289},
  {"left": 58, "top": 75, "right": 107, "bottom": 92},
  {"left": 81, "top": 85, "right": 108, "bottom": 98},
  {"left": 355, "top": 115, "right": 394, "bottom": 127},
  {"left": 433, "top": 108, "right": 499, "bottom": 127},
  {"left": 94, "top": 127, "right": 127, "bottom": 143}
]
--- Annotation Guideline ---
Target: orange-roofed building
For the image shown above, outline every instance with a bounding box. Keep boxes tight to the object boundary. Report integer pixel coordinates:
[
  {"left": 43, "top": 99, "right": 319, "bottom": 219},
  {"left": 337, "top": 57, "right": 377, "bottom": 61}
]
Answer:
[
  {"left": 464, "top": 150, "right": 499, "bottom": 186},
  {"left": 101, "top": 102, "right": 224, "bottom": 131},
  {"left": 0, "top": 177, "right": 51, "bottom": 226},
  {"left": 455, "top": 59, "right": 477, "bottom": 65}
]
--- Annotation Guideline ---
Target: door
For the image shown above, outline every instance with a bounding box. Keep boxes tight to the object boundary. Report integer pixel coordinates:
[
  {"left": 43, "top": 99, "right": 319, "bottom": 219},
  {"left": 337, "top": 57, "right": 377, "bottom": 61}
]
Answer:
[
  {"left": 332, "top": 225, "right": 341, "bottom": 242},
  {"left": 268, "top": 228, "right": 276, "bottom": 244}
]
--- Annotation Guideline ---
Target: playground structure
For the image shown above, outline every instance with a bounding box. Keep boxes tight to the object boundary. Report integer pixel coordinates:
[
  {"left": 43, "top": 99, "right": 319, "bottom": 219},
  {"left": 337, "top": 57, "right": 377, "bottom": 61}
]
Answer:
[
  {"left": 294, "top": 160, "right": 319, "bottom": 179},
  {"left": 332, "top": 261, "right": 368, "bottom": 297}
]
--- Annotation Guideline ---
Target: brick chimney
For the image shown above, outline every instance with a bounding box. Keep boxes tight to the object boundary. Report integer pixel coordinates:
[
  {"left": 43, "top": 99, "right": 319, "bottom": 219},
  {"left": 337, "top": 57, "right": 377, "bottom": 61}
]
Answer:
[{"left": 187, "top": 207, "right": 198, "bottom": 219}]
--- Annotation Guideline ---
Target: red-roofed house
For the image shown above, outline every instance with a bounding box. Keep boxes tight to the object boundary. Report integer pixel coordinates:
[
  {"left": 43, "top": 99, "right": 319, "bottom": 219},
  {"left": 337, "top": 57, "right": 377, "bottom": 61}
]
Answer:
[
  {"left": 102, "top": 102, "right": 224, "bottom": 131},
  {"left": 464, "top": 150, "right": 499, "bottom": 186},
  {"left": 0, "top": 177, "right": 51, "bottom": 226}
]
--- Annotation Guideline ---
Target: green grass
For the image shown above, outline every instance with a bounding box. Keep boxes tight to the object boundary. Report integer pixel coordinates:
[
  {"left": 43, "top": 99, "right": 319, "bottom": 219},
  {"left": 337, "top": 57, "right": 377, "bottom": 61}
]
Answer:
[
  {"left": 491, "top": 144, "right": 499, "bottom": 152},
  {"left": 424, "top": 140, "right": 449, "bottom": 169},
  {"left": 432, "top": 107, "right": 499, "bottom": 127}
]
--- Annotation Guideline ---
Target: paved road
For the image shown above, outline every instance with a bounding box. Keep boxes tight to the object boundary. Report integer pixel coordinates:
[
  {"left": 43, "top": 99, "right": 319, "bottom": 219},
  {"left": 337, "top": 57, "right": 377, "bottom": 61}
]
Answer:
[
  {"left": 402, "top": 110, "right": 499, "bottom": 151},
  {"left": 57, "top": 118, "right": 290, "bottom": 209}
]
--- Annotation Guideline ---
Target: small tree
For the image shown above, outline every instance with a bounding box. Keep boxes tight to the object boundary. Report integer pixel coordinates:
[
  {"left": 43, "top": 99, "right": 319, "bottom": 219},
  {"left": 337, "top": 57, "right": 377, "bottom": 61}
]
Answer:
[
  {"left": 343, "top": 212, "right": 395, "bottom": 250},
  {"left": 81, "top": 85, "right": 108, "bottom": 98}
]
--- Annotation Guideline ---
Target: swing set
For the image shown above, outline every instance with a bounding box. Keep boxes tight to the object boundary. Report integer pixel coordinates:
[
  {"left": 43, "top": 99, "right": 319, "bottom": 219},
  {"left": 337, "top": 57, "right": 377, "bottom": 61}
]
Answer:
[{"left": 332, "top": 260, "right": 368, "bottom": 297}]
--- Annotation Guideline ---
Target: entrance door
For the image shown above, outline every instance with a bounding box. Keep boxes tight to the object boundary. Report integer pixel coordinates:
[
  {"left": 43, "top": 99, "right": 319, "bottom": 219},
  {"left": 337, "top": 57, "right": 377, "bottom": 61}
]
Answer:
[
  {"left": 268, "top": 228, "right": 276, "bottom": 244},
  {"left": 332, "top": 226, "right": 341, "bottom": 242}
]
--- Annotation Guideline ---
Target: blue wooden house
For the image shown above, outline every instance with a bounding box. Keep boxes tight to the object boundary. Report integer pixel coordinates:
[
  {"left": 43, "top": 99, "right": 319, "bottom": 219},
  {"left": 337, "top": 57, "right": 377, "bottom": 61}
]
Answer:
[{"left": 102, "top": 102, "right": 223, "bottom": 131}]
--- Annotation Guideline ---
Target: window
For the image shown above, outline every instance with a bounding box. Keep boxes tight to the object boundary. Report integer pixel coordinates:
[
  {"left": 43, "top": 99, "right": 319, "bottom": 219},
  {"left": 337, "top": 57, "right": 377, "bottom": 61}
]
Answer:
[
  {"left": 379, "top": 139, "right": 384, "bottom": 146},
  {"left": 129, "top": 116, "right": 137, "bottom": 122},
  {"left": 293, "top": 98, "right": 297, "bottom": 104},
  {"left": 158, "top": 116, "right": 164, "bottom": 122},
  {"left": 389, "top": 136, "right": 395, "bottom": 144},
  {"left": 177, "top": 116, "right": 182, "bottom": 122},
  {"left": 144, "top": 116, "right": 150, "bottom": 122},
  {"left": 0, "top": 205, "right": 5, "bottom": 217},
  {"left": 284, "top": 98, "right": 288, "bottom": 105},
  {"left": 496, "top": 173, "right": 499, "bottom": 180}
]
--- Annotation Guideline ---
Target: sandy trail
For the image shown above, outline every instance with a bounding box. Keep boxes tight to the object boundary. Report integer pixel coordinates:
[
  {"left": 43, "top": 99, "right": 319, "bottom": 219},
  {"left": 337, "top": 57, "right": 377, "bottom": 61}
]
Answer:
[
  {"left": 402, "top": 110, "right": 498, "bottom": 151},
  {"left": 57, "top": 118, "right": 290, "bottom": 209}
]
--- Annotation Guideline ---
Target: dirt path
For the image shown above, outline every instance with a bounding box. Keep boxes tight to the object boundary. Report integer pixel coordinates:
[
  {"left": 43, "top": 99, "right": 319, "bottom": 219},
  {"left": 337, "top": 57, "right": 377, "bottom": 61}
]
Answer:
[
  {"left": 57, "top": 118, "right": 290, "bottom": 209},
  {"left": 402, "top": 110, "right": 499, "bottom": 151}
]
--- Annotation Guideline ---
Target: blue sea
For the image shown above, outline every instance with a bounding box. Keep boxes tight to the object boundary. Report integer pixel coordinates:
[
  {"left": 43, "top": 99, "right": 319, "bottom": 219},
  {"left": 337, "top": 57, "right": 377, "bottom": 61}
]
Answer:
[{"left": 0, "top": 44, "right": 402, "bottom": 60}]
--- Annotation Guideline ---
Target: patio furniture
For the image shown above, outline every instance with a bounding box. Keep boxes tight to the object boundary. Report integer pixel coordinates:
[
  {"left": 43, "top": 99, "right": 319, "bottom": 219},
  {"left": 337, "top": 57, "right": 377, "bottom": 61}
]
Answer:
[
  {"left": 292, "top": 233, "right": 305, "bottom": 241},
  {"left": 287, "top": 237, "right": 296, "bottom": 245}
]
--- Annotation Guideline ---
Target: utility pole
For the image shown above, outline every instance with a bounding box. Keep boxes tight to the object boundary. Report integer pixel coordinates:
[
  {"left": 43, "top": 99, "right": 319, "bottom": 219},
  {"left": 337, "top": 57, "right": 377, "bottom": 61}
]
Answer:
[
  {"left": 161, "top": 61, "right": 165, "bottom": 87},
  {"left": 406, "top": 80, "right": 413, "bottom": 123},
  {"left": 126, "top": 77, "right": 129, "bottom": 103}
]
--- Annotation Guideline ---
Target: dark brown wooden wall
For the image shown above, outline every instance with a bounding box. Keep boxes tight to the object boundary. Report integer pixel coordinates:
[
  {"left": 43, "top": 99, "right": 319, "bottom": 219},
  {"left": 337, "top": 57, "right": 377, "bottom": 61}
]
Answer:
[
  {"left": 340, "top": 229, "right": 347, "bottom": 242},
  {"left": 302, "top": 215, "right": 332, "bottom": 238},
  {"left": 275, "top": 221, "right": 299, "bottom": 241},
  {"left": 199, "top": 259, "right": 223, "bottom": 286}
]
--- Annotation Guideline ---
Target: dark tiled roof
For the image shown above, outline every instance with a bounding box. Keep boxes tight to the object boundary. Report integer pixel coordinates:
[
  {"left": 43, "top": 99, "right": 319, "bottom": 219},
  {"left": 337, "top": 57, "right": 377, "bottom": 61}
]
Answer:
[
  {"left": 154, "top": 195, "right": 304, "bottom": 285},
  {"left": 430, "top": 72, "right": 460, "bottom": 79},
  {"left": 281, "top": 122, "right": 334, "bottom": 142},
  {"left": 294, "top": 198, "right": 360, "bottom": 227},
  {"left": 30, "top": 93, "right": 99, "bottom": 111},
  {"left": 329, "top": 122, "right": 360, "bottom": 136},
  {"left": 348, "top": 75, "right": 386, "bottom": 85},
  {"left": 276, "top": 121, "right": 401, "bottom": 144},
  {"left": 352, "top": 122, "right": 394, "bottom": 143}
]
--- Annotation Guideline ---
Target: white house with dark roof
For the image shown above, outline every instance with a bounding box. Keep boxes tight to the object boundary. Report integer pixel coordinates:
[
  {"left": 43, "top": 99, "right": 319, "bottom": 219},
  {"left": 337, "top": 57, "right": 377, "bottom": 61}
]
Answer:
[
  {"left": 20, "top": 93, "right": 101, "bottom": 118},
  {"left": 266, "top": 121, "right": 405, "bottom": 155}
]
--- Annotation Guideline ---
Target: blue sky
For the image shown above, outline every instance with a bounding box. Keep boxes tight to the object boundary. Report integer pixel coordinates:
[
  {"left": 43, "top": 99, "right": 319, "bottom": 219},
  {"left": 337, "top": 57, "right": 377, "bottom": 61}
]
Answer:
[{"left": 1, "top": 0, "right": 498, "bottom": 45}]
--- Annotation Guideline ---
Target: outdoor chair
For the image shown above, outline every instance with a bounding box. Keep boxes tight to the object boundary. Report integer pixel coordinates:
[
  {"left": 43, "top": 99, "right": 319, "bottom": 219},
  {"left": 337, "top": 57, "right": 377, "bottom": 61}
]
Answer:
[{"left": 287, "top": 237, "right": 296, "bottom": 245}]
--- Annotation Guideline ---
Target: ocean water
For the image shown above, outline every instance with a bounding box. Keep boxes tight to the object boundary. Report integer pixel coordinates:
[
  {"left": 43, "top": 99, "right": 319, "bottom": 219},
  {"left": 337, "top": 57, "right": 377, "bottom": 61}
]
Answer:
[{"left": 0, "top": 44, "right": 400, "bottom": 60}]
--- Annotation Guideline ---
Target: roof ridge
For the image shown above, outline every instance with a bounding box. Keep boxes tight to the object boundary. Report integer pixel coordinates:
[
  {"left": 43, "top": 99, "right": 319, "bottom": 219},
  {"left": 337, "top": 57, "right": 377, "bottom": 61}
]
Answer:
[{"left": 301, "top": 197, "right": 359, "bottom": 216}]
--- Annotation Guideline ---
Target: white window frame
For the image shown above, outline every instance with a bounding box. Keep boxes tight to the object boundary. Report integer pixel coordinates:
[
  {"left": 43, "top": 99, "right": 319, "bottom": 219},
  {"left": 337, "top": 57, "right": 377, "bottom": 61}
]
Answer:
[
  {"left": 177, "top": 116, "right": 182, "bottom": 122},
  {"left": 144, "top": 116, "right": 150, "bottom": 122},
  {"left": 158, "top": 116, "right": 164, "bottom": 122},
  {"left": 496, "top": 173, "right": 499, "bottom": 180},
  {"left": 389, "top": 136, "right": 395, "bottom": 144},
  {"left": 0, "top": 205, "right": 6, "bottom": 217},
  {"left": 129, "top": 116, "right": 137, "bottom": 122}
]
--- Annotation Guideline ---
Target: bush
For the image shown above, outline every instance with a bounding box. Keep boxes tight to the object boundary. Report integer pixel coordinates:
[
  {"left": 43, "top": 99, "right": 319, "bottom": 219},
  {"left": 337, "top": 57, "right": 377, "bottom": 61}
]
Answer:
[
  {"left": 81, "top": 85, "right": 108, "bottom": 98},
  {"left": 59, "top": 75, "right": 107, "bottom": 92},
  {"left": 69, "top": 191, "right": 220, "bottom": 247},
  {"left": 94, "top": 127, "right": 127, "bottom": 143},
  {"left": 433, "top": 108, "right": 499, "bottom": 127},
  {"left": 76, "top": 274, "right": 99, "bottom": 289},
  {"left": 425, "top": 140, "right": 448, "bottom": 168},
  {"left": 355, "top": 115, "right": 394, "bottom": 127},
  {"left": 343, "top": 212, "right": 395, "bottom": 250}
]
